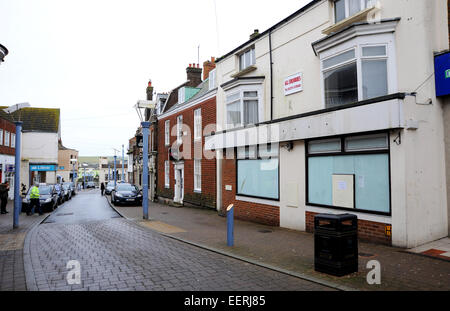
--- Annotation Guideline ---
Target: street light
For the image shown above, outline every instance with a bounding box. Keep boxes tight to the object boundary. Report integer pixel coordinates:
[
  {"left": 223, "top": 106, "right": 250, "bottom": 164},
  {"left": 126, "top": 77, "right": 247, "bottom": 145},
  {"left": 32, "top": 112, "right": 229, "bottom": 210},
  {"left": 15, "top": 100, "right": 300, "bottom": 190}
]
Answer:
[
  {"left": 135, "top": 99, "right": 155, "bottom": 220},
  {"left": 70, "top": 158, "right": 77, "bottom": 183},
  {"left": 3, "top": 102, "right": 30, "bottom": 228},
  {"left": 0, "top": 43, "right": 8, "bottom": 64},
  {"left": 112, "top": 148, "right": 119, "bottom": 187}
]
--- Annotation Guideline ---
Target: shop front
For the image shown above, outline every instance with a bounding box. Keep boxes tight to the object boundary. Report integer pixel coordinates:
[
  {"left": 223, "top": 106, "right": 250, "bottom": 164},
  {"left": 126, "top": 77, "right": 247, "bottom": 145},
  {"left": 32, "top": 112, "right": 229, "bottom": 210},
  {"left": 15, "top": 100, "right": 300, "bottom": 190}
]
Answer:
[{"left": 29, "top": 164, "right": 57, "bottom": 185}]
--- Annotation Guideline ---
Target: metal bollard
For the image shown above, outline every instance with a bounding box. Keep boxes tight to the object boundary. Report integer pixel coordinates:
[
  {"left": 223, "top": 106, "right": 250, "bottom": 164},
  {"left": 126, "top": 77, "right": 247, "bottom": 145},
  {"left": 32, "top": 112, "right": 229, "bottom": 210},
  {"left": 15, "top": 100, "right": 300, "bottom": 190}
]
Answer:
[{"left": 227, "top": 204, "right": 234, "bottom": 247}]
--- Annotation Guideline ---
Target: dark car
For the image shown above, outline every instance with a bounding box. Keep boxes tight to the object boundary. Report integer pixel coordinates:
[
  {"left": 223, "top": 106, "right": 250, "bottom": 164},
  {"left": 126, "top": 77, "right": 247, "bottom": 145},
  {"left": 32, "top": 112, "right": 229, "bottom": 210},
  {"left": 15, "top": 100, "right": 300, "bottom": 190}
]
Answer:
[
  {"left": 111, "top": 183, "right": 142, "bottom": 206},
  {"left": 105, "top": 181, "right": 115, "bottom": 195},
  {"left": 53, "top": 183, "right": 65, "bottom": 204},
  {"left": 62, "top": 183, "right": 72, "bottom": 201},
  {"left": 22, "top": 184, "right": 58, "bottom": 213},
  {"left": 86, "top": 181, "right": 96, "bottom": 189},
  {"left": 63, "top": 181, "right": 76, "bottom": 196}
]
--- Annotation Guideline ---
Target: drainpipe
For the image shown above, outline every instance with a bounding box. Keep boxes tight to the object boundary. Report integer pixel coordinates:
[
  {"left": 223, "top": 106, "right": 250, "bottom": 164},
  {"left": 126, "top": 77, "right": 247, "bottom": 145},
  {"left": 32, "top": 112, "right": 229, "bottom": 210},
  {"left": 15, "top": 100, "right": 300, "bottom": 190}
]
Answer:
[{"left": 269, "top": 30, "right": 274, "bottom": 121}]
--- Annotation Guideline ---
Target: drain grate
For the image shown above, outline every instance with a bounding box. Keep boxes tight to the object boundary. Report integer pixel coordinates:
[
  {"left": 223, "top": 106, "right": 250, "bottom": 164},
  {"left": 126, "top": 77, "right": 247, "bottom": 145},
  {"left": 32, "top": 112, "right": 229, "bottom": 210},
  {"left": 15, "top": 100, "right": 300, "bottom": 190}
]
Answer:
[
  {"left": 258, "top": 229, "right": 272, "bottom": 233},
  {"left": 56, "top": 213, "right": 74, "bottom": 216},
  {"left": 358, "top": 252, "right": 375, "bottom": 258}
]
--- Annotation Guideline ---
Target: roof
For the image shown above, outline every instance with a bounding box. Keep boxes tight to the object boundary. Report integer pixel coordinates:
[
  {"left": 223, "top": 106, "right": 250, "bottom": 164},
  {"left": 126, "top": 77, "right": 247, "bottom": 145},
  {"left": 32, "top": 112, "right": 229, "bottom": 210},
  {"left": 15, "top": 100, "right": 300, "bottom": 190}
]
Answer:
[
  {"left": 215, "top": 0, "right": 320, "bottom": 63},
  {"left": 0, "top": 107, "right": 60, "bottom": 133},
  {"left": 163, "top": 79, "right": 211, "bottom": 114},
  {"left": 58, "top": 140, "right": 77, "bottom": 151}
]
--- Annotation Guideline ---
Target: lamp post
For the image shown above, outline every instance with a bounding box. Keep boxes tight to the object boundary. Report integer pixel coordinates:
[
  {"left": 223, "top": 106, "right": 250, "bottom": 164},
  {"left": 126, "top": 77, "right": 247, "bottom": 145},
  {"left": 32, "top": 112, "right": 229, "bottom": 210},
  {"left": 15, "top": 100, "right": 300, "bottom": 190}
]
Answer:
[
  {"left": 122, "top": 144, "right": 125, "bottom": 182},
  {"left": 135, "top": 100, "right": 155, "bottom": 220},
  {"left": 113, "top": 155, "right": 117, "bottom": 187},
  {"left": 70, "top": 158, "right": 77, "bottom": 183},
  {"left": 0, "top": 43, "right": 8, "bottom": 64},
  {"left": 3, "top": 103, "right": 30, "bottom": 229}
]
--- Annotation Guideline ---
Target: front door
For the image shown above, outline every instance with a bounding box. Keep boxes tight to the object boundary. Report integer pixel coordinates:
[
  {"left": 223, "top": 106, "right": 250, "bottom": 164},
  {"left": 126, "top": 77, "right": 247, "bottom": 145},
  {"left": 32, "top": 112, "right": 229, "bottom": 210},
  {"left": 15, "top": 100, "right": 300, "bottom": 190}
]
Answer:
[{"left": 174, "top": 164, "right": 184, "bottom": 204}]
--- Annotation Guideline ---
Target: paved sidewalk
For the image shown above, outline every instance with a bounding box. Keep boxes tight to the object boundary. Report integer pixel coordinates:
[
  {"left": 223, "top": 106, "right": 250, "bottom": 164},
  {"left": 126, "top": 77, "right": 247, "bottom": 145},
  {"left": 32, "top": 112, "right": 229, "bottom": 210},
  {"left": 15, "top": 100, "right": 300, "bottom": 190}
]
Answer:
[
  {"left": 0, "top": 201, "right": 47, "bottom": 291},
  {"left": 106, "top": 196, "right": 450, "bottom": 291}
]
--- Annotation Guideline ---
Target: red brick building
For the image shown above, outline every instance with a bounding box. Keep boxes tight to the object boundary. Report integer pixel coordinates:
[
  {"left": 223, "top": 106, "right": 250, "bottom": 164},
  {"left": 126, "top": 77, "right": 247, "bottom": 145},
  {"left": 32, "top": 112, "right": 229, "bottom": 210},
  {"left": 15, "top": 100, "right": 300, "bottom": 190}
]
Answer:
[
  {"left": 156, "top": 59, "right": 217, "bottom": 209},
  {"left": 0, "top": 113, "right": 17, "bottom": 199}
]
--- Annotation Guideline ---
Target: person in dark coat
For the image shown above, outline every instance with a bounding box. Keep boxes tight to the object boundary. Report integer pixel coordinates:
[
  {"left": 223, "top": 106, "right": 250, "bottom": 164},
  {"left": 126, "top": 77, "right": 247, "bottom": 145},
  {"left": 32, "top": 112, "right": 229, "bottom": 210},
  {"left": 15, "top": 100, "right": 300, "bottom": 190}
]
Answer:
[
  {"left": 0, "top": 182, "right": 10, "bottom": 214},
  {"left": 100, "top": 182, "right": 105, "bottom": 196}
]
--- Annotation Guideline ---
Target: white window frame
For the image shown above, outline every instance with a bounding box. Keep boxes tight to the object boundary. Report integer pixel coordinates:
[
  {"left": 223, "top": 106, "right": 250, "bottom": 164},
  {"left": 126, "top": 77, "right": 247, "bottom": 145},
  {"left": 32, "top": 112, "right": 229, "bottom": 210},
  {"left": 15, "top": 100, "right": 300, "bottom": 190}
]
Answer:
[
  {"left": 164, "top": 161, "right": 170, "bottom": 188},
  {"left": 178, "top": 87, "right": 185, "bottom": 105},
  {"left": 5, "top": 131, "right": 10, "bottom": 147},
  {"left": 194, "top": 108, "right": 202, "bottom": 141},
  {"left": 208, "top": 69, "right": 216, "bottom": 90},
  {"left": 239, "top": 47, "right": 256, "bottom": 71},
  {"left": 0, "top": 130, "right": 3, "bottom": 146},
  {"left": 334, "top": 0, "right": 376, "bottom": 24},
  {"left": 176, "top": 115, "right": 183, "bottom": 144},
  {"left": 319, "top": 33, "right": 397, "bottom": 108},
  {"left": 11, "top": 133, "right": 15, "bottom": 148},
  {"left": 165, "top": 120, "right": 170, "bottom": 146},
  {"left": 225, "top": 85, "right": 262, "bottom": 130},
  {"left": 194, "top": 159, "right": 201, "bottom": 192}
]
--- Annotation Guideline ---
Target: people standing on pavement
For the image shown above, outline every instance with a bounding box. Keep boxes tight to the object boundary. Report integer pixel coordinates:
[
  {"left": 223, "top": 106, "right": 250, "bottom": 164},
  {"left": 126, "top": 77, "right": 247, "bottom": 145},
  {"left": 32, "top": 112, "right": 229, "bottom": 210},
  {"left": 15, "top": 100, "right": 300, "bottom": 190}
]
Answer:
[
  {"left": 21, "top": 183, "right": 27, "bottom": 197},
  {"left": 28, "top": 183, "right": 42, "bottom": 216},
  {"left": 0, "top": 182, "right": 10, "bottom": 214},
  {"left": 100, "top": 182, "right": 105, "bottom": 196}
]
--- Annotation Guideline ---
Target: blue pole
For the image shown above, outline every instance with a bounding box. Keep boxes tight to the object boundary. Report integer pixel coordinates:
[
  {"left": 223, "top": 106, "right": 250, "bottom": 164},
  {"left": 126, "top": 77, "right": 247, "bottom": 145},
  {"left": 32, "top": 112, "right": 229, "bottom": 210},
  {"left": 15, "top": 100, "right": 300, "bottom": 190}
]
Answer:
[
  {"left": 141, "top": 122, "right": 150, "bottom": 220},
  {"left": 227, "top": 204, "right": 234, "bottom": 247},
  {"left": 13, "top": 121, "right": 22, "bottom": 229},
  {"left": 122, "top": 144, "right": 124, "bottom": 182},
  {"left": 114, "top": 155, "right": 117, "bottom": 187}
]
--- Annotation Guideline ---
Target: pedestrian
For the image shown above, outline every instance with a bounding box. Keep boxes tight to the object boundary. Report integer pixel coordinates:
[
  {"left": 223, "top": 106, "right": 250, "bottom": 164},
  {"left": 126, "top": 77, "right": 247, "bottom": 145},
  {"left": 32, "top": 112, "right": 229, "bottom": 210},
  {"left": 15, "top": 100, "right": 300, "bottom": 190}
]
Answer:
[
  {"left": 28, "top": 183, "right": 42, "bottom": 216},
  {"left": 100, "top": 182, "right": 105, "bottom": 196},
  {"left": 0, "top": 182, "right": 9, "bottom": 214},
  {"left": 82, "top": 181, "right": 85, "bottom": 189},
  {"left": 21, "top": 183, "right": 27, "bottom": 196}
]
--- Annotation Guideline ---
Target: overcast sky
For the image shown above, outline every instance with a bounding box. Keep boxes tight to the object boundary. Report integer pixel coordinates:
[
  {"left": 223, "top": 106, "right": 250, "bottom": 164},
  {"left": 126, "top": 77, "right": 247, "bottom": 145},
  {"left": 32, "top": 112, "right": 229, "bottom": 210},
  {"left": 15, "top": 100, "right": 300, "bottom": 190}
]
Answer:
[{"left": 0, "top": 0, "right": 309, "bottom": 156}]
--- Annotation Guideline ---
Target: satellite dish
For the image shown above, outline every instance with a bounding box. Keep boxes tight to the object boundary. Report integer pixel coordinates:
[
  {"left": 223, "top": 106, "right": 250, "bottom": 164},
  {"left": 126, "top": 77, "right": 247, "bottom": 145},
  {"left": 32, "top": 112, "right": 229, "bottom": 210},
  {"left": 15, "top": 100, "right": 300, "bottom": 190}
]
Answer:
[{"left": 3, "top": 102, "right": 30, "bottom": 114}]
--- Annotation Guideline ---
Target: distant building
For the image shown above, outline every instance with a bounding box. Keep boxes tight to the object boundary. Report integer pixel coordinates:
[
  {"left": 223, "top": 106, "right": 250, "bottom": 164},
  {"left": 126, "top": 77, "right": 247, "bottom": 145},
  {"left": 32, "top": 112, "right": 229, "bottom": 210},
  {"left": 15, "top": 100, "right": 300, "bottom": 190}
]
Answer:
[{"left": 57, "top": 140, "right": 78, "bottom": 183}]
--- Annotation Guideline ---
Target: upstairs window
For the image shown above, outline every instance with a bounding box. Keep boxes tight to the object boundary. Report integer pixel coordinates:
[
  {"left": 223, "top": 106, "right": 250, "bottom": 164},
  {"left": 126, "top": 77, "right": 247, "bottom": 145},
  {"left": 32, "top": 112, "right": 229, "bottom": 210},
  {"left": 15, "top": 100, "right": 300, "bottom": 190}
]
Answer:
[
  {"left": 5, "top": 131, "right": 10, "bottom": 147},
  {"left": 176, "top": 115, "right": 183, "bottom": 144},
  {"left": 0, "top": 130, "right": 3, "bottom": 146},
  {"left": 226, "top": 90, "right": 259, "bottom": 129},
  {"left": 322, "top": 44, "right": 389, "bottom": 108},
  {"left": 209, "top": 69, "right": 216, "bottom": 90},
  {"left": 194, "top": 109, "right": 202, "bottom": 141},
  {"left": 239, "top": 47, "right": 255, "bottom": 71},
  {"left": 164, "top": 120, "right": 170, "bottom": 146},
  {"left": 178, "top": 87, "right": 185, "bottom": 105},
  {"left": 334, "top": 0, "right": 376, "bottom": 23},
  {"left": 11, "top": 133, "right": 15, "bottom": 148}
]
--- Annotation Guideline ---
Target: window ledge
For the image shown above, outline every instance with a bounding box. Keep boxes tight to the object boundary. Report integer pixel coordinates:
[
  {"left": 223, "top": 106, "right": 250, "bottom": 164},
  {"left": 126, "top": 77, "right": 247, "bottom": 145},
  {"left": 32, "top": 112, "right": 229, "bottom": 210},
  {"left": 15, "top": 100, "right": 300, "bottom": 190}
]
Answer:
[
  {"left": 194, "top": 189, "right": 202, "bottom": 193},
  {"left": 322, "top": 6, "right": 376, "bottom": 35},
  {"left": 231, "top": 65, "right": 257, "bottom": 78}
]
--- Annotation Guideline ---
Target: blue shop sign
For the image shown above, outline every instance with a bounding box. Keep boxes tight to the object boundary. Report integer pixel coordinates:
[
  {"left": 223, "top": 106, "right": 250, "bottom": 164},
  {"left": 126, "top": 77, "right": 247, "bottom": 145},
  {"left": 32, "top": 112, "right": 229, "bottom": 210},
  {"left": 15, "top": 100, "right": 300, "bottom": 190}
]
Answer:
[
  {"left": 5, "top": 164, "right": 14, "bottom": 173},
  {"left": 30, "top": 165, "right": 57, "bottom": 171},
  {"left": 435, "top": 51, "right": 450, "bottom": 97}
]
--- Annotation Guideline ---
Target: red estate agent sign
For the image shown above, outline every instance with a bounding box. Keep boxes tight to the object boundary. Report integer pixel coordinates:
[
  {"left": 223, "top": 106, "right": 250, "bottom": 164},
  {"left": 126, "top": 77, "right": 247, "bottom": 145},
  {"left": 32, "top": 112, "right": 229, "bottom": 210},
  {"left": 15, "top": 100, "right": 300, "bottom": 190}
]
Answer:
[{"left": 284, "top": 72, "right": 303, "bottom": 96}]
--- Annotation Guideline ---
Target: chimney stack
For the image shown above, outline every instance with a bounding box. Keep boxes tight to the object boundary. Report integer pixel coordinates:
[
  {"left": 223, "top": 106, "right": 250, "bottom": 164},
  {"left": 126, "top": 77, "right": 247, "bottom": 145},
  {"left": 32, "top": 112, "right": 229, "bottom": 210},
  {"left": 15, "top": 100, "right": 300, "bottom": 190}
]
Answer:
[
  {"left": 186, "top": 63, "right": 202, "bottom": 86},
  {"left": 146, "top": 79, "right": 154, "bottom": 100},
  {"left": 203, "top": 57, "right": 216, "bottom": 80},
  {"left": 250, "top": 29, "right": 259, "bottom": 40}
]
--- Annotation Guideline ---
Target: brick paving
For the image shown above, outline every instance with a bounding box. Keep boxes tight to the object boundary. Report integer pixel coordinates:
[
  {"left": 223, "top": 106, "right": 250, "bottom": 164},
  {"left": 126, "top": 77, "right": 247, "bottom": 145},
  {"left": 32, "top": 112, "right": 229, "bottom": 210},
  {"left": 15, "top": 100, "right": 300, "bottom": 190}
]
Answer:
[
  {"left": 110, "top": 198, "right": 450, "bottom": 291},
  {"left": 0, "top": 201, "right": 47, "bottom": 291},
  {"left": 27, "top": 217, "right": 332, "bottom": 291}
]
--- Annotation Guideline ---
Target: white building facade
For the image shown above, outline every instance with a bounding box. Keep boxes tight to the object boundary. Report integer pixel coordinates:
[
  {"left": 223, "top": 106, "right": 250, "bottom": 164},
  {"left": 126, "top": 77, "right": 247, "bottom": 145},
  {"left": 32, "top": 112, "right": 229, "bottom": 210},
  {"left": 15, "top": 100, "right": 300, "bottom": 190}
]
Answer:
[{"left": 206, "top": 0, "right": 449, "bottom": 248}]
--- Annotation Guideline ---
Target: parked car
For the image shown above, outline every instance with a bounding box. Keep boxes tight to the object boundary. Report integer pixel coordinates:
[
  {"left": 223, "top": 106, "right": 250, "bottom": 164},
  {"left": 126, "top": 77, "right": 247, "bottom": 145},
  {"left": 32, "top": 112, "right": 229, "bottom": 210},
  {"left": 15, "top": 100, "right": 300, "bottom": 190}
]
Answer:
[
  {"left": 86, "top": 181, "right": 96, "bottom": 188},
  {"left": 53, "top": 183, "right": 65, "bottom": 205},
  {"left": 63, "top": 181, "right": 76, "bottom": 195},
  {"left": 111, "top": 183, "right": 142, "bottom": 206},
  {"left": 62, "top": 183, "right": 72, "bottom": 201},
  {"left": 105, "top": 181, "right": 115, "bottom": 195},
  {"left": 22, "top": 184, "right": 58, "bottom": 213}
]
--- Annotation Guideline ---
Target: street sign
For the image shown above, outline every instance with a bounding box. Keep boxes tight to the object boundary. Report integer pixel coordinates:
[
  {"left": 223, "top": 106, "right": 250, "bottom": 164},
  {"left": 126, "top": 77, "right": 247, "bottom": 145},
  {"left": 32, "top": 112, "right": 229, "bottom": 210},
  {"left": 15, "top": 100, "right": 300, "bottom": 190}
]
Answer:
[
  {"left": 137, "top": 100, "right": 156, "bottom": 109},
  {"left": 3, "top": 102, "right": 30, "bottom": 114},
  {"left": 435, "top": 51, "right": 450, "bottom": 97}
]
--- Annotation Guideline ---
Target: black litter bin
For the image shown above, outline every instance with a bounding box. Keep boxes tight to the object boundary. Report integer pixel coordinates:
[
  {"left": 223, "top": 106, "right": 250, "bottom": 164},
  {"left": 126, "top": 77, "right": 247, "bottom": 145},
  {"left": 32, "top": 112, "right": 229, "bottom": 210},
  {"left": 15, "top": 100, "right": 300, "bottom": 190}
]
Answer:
[{"left": 314, "top": 213, "right": 358, "bottom": 276}]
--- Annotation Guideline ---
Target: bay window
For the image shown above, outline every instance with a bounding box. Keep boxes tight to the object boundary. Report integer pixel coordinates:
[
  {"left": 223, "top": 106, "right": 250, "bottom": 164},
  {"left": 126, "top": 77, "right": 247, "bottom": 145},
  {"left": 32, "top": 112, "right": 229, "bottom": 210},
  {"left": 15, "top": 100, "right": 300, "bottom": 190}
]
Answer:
[
  {"left": 226, "top": 89, "right": 260, "bottom": 129},
  {"left": 322, "top": 42, "right": 390, "bottom": 108}
]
